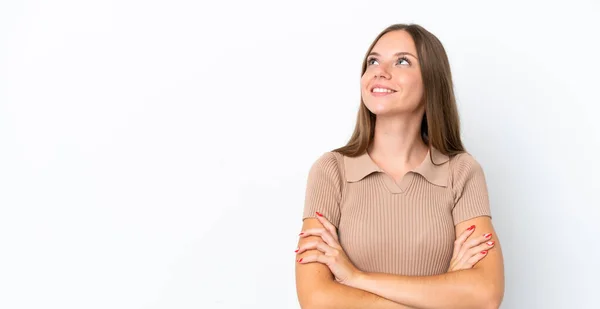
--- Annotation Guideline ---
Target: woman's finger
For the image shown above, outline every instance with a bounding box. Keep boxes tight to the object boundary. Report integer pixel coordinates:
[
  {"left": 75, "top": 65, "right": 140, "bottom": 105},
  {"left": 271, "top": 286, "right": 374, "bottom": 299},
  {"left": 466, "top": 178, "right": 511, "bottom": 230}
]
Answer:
[
  {"left": 299, "top": 228, "right": 340, "bottom": 248},
  {"left": 464, "top": 233, "right": 493, "bottom": 249},
  {"left": 315, "top": 211, "right": 339, "bottom": 242},
  {"left": 453, "top": 225, "right": 476, "bottom": 259},
  {"left": 458, "top": 240, "right": 495, "bottom": 268},
  {"left": 297, "top": 253, "right": 333, "bottom": 265},
  {"left": 296, "top": 239, "right": 336, "bottom": 255},
  {"left": 456, "top": 232, "right": 493, "bottom": 263},
  {"left": 462, "top": 249, "right": 488, "bottom": 268},
  {"left": 466, "top": 240, "right": 495, "bottom": 259}
]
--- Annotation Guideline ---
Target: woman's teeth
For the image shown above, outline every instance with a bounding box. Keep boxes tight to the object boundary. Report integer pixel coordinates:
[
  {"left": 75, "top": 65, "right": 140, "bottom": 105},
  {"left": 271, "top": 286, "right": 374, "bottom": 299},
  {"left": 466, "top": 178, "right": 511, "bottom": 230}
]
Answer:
[{"left": 372, "top": 88, "right": 395, "bottom": 93}]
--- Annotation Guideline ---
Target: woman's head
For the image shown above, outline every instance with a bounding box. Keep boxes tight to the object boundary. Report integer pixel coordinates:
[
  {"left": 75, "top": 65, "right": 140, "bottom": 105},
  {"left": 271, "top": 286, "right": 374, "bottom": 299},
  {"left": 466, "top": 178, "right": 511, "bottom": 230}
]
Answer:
[
  {"left": 333, "top": 23, "right": 464, "bottom": 157},
  {"left": 360, "top": 29, "right": 425, "bottom": 117}
]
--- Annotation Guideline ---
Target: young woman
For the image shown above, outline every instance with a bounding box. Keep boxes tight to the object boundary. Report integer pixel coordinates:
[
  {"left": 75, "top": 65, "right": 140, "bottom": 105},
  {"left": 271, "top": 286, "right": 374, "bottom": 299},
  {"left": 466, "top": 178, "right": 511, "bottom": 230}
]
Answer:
[{"left": 295, "top": 24, "right": 505, "bottom": 309}]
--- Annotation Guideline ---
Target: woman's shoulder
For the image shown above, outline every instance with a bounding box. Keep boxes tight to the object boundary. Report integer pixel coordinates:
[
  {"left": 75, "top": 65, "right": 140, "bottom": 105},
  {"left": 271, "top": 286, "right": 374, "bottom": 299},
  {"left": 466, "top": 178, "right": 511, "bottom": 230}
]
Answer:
[
  {"left": 312, "top": 151, "right": 344, "bottom": 166},
  {"left": 307, "top": 151, "right": 345, "bottom": 179},
  {"left": 448, "top": 151, "right": 487, "bottom": 190},
  {"left": 449, "top": 151, "right": 484, "bottom": 171}
]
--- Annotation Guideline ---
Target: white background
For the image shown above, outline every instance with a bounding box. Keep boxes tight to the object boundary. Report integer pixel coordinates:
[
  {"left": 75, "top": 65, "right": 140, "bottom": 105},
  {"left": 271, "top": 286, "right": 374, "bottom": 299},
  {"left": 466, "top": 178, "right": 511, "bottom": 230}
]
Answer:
[{"left": 1, "top": 1, "right": 599, "bottom": 308}]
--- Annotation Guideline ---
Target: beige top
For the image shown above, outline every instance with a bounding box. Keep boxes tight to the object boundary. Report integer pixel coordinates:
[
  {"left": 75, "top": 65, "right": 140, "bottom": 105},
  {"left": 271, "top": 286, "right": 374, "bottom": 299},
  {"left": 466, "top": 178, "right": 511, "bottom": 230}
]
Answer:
[{"left": 302, "top": 148, "right": 492, "bottom": 276}]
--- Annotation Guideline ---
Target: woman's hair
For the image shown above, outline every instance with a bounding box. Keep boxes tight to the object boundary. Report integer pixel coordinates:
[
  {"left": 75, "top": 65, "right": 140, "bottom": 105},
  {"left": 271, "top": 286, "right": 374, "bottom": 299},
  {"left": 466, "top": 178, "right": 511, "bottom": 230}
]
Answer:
[{"left": 332, "top": 23, "right": 465, "bottom": 158}]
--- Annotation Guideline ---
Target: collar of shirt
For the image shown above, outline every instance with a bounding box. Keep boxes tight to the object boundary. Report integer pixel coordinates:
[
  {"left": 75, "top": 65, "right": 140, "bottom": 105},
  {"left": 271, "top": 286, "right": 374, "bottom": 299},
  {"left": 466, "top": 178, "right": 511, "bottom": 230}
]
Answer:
[{"left": 343, "top": 147, "right": 450, "bottom": 187}]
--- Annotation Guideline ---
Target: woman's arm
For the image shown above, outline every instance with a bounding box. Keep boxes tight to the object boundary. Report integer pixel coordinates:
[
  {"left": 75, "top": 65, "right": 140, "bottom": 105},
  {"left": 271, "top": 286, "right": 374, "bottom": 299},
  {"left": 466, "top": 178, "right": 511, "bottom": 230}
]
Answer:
[
  {"left": 295, "top": 218, "right": 418, "bottom": 309},
  {"left": 344, "top": 216, "right": 505, "bottom": 309},
  {"left": 296, "top": 154, "right": 418, "bottom": 308}
]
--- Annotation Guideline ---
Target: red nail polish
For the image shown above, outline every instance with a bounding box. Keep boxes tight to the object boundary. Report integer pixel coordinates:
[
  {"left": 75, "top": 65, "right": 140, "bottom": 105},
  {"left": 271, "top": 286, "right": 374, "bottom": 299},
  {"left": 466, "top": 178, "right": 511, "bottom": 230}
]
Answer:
[
  {"left": 294, "top": 248, "right": 299, "bottom": 253},
  {"left": 299, "top": 232, "right": 304, "bottom": 236},
  {"left": 316, "top": 211, "right": 323, "bottom": 217},
  {"left": 484, "top": 233, "right": 492, "bottom": 238},
  {"left": 487, "top": 241, "right": 494, "bottom": 246},
  {"left": 297, "top": 258, "right": 303, "bottom": 263},
  {"left": 467, "top": 225, "right": 475, "bottom": 231},
  {"left": 481, "top": 250, "right": 488, "bottom": 254}
]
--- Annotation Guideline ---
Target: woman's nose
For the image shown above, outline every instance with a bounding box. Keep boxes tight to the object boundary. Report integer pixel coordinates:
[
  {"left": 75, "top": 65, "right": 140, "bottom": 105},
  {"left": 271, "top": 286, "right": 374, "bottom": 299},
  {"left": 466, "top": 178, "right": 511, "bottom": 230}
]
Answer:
[{"left": 373, "top": 66, "right": 391, "bottom": 79}]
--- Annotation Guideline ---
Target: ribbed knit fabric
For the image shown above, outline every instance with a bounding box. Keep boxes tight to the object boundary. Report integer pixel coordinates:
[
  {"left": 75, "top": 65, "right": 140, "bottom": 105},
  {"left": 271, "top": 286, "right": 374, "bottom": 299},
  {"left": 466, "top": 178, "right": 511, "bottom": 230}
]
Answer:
[{"left": 302, "top": 149, "right": 492, "bottom": 276}]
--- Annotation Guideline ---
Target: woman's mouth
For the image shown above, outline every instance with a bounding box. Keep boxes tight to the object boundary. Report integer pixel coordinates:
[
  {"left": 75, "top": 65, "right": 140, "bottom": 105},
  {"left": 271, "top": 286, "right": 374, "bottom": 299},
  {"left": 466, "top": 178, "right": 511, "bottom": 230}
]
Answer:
[{"left": 371, "top": 87, "right": 397, "bottom": 97}]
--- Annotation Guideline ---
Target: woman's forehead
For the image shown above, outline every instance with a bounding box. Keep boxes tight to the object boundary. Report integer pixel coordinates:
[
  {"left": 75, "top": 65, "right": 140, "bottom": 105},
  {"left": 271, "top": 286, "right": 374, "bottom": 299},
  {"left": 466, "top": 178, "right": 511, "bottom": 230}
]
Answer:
[{"left": 371, "top": 31, "right": 417, "bottom": 56}]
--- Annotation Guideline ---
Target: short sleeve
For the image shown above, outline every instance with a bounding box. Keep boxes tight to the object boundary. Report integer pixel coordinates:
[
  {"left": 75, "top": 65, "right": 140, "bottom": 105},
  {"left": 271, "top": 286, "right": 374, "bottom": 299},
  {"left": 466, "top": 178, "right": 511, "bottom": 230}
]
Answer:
[
  {"left": 451, "top": 153, "right": 492, "bottom": 225},
  {"left": 302, "top": 152, "right": 343, "bottom": 228}
]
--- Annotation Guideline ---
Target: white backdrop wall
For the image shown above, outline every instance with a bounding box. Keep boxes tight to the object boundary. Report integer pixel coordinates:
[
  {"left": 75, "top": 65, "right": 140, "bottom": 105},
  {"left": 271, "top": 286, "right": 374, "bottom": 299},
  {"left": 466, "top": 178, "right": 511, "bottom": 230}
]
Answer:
[{"left": 1, "top": 1, "right": 598, "bottom": 308}]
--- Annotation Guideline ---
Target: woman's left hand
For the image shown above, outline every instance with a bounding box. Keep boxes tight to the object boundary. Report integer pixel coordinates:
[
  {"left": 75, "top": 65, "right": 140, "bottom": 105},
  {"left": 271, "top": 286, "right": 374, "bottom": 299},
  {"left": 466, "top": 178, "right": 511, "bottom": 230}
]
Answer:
[{"left": 296, "top": 212, "right": 362, "bottom": 285}]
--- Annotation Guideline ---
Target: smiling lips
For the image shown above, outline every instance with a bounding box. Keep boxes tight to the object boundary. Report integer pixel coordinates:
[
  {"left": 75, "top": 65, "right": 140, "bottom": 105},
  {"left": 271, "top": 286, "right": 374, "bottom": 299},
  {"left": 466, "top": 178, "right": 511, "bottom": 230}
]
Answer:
[{"left": 370, "top": 85, "right": 397, "bottom": 97}]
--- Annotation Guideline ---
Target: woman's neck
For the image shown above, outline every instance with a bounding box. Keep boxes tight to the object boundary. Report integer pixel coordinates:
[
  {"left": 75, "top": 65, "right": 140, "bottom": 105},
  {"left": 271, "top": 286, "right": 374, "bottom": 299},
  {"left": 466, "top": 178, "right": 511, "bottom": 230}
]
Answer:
[{"left": 368, "top": 113, "right": 428, "bottom": 168}]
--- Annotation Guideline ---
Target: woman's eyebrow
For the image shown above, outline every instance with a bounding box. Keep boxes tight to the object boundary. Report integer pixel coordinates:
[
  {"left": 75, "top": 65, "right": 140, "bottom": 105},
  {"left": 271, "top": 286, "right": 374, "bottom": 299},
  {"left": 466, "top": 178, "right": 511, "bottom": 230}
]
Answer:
[{"left": 368, "top": 51, "right": 419, "bottom": 60}]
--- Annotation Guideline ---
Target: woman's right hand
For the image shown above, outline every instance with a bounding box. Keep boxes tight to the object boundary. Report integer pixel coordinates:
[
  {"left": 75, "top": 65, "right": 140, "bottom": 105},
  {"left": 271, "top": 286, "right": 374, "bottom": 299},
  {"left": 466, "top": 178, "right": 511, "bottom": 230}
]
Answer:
[{"left": 447, "top": 225, "right": 495, "bottom": 272}]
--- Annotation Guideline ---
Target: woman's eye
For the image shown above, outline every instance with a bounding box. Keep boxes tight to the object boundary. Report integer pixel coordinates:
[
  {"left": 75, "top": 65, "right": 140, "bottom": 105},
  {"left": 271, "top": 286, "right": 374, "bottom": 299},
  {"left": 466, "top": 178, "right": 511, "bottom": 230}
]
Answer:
[
  {"left": 367, "top": 57, "right": 410, "bottom": 66},
  {"left": 397, "top": 57, "right": 410, "bottom": 65}
]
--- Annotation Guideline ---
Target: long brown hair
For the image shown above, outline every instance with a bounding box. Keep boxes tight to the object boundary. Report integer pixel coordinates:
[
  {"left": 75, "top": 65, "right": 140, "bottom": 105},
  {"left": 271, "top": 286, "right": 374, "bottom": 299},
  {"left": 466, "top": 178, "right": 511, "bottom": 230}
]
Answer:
[{"left": 332, "top": 23, "right": 465, "bottom": 158}]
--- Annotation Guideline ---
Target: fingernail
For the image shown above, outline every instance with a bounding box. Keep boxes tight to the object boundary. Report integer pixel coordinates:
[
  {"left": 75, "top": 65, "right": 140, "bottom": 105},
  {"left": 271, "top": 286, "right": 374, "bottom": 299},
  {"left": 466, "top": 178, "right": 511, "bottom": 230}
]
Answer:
[
  {"left": 294, "top": 248, "right": 299, "bottom": 253},
  {"left": 484, "top": 233, "right": 492, "bottom": 238},
  {"left": 299, "top": 232, "right": 304, "bottom": 236},
  {"left": 481, "top": 250, "right": 488, "bottom": 255},
  {"left": 467, "top": 225, "right": 475, "bottom": 231},
  {"left": 316, "top": 211, "right": 323, "bottom": 217},
  {"left": 487, "top": 241, "right": 495, "bottom": 246},
  {"left": 297, "top": 258, "right": 303, "bottom": 263}
]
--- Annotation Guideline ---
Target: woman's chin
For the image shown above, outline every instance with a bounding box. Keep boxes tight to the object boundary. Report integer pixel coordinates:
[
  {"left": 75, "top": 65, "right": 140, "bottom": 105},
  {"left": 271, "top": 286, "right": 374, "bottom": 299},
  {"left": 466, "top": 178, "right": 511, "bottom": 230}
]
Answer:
[
  {"left": 367, "top": 102, "right": 398, "bottom": 115},
  {"left": 365, "top": 100, "right": 422, "bottom": 117}
]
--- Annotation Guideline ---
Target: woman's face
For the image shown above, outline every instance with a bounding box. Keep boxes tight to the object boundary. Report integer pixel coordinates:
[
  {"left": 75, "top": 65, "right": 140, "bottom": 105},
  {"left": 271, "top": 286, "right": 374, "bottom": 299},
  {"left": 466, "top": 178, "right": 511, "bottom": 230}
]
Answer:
[{"left": 360, "top": 30, "right": 424, "bottom": 116}]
